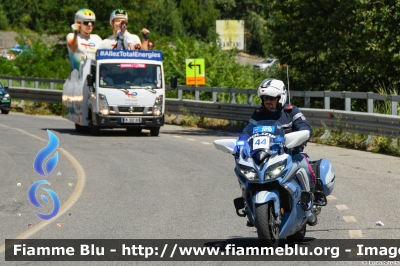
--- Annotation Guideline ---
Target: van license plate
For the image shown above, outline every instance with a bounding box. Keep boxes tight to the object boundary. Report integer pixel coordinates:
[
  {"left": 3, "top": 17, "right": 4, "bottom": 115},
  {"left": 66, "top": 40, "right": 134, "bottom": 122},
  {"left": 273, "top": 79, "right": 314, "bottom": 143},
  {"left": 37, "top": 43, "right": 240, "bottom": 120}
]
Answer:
[{"left": 121, "top": 118, "right": 142, "bottom": 123}]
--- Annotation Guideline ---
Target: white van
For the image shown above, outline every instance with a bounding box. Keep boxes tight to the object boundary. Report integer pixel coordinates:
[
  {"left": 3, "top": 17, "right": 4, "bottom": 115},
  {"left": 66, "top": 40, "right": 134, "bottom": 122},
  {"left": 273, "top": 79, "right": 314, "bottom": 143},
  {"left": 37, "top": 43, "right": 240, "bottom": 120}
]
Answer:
[{"left": 62, "top": 50, "right": 173, "bottom": 136}]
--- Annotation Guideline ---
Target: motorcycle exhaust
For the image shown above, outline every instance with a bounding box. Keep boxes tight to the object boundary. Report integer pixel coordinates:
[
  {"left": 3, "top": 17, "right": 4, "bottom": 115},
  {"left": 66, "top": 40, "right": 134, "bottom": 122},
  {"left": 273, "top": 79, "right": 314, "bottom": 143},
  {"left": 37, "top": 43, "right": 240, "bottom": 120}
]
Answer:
[{"left": 314, "top": 206, "right": 322, "bottom": 215}]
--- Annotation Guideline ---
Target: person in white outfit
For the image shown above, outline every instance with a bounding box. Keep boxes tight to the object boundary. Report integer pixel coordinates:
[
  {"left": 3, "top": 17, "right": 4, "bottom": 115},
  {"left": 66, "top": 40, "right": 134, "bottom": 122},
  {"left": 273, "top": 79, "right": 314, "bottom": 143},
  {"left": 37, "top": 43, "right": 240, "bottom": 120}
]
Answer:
[
  {"left": 66, "top": 9, "right": 102, "bottom": 71},
  {"left": 101, "top": 9, "right": 150, "bottom": 50},
  {"left": 114, "top": 21, "right": 138, "bottom": 50}
]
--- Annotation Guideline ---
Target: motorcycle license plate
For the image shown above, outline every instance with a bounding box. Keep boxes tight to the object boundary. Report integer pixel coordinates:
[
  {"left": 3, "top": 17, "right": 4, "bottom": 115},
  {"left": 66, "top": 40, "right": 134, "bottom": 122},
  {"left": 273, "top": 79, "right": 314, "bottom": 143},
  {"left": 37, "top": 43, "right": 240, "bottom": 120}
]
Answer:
[
  {"left": 253, "top": 136, "right": 270, "bottom": 150},
  {"left": 121, "top": 118, "right": 142, "bottom": 123}
]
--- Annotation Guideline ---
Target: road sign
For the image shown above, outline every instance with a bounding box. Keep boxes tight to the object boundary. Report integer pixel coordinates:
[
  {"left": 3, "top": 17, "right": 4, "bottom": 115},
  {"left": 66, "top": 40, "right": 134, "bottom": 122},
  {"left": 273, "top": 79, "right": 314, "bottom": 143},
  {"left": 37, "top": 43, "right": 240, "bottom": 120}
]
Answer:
[{"left": 186, "top": 58, "right": 205, "bottom": 85}]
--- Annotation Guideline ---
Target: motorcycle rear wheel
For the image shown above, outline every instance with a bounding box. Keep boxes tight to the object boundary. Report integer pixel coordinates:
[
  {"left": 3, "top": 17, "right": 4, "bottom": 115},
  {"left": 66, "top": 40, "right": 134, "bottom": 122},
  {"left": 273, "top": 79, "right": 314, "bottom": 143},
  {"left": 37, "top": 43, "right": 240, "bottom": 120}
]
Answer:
[
  {"left": 255, "top": 202, "right": 280, "bottom": 247},
  {"left": 286, "top": 224, "right": 306, "bottom": 241}
]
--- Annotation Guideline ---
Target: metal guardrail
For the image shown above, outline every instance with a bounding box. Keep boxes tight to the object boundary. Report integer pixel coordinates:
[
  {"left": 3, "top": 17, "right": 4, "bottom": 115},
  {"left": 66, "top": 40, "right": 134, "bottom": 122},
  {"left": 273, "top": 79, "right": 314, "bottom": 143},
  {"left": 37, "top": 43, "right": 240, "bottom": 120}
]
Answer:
[
  {"left": 1, "top": 76, "right": 400, "bottom": 137},
  {"left": 7, "top": 87, "right": 62, "bottom": 103},
  {"left": 173, "top": 85, "right": 400, "bottom": 116},
  {"left": 166, "top": 100, "right": 400, "bottom": 137}
]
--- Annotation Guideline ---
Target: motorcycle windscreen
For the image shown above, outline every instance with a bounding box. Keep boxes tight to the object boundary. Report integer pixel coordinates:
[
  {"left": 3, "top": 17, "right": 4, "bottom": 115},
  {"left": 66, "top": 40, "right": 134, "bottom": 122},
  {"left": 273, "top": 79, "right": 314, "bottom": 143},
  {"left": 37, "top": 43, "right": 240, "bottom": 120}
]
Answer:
[{"left": 238, "top": 120, "right": 285, "bottom": 153}]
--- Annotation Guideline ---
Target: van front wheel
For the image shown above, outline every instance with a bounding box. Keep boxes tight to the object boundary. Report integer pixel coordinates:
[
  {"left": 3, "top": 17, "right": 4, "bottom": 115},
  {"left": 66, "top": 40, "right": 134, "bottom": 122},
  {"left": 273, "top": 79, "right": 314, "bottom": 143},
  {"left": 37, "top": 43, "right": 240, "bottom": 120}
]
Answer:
[
  {"left": 88, "top": 112, "right": 100, "bottom": 136},
  {"left": 150, "top": 127, "right": 160, "bottom": 136}
]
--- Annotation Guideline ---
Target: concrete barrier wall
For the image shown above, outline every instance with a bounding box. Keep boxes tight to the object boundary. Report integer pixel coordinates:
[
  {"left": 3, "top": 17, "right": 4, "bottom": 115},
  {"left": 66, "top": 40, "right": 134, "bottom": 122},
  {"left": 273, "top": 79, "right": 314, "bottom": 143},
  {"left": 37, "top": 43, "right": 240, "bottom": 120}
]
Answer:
[
  {"left": 236, "top": 52, "right": 263, "bottom": 66},
  {"left": 0, "top": 32, "right": 18, "bottom": 50},
  {"left": 0, "top": 31, "right": 64, "bottom": 50}
]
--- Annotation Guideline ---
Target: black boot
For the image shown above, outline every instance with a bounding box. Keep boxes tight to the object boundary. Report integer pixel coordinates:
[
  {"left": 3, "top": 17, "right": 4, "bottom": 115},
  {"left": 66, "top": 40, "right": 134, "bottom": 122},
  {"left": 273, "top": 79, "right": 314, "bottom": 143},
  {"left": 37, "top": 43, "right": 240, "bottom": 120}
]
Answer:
[
  {"left": 307, "top": 209, "right": 318, "bottom": 226},
  {"left": 246, "top": 220, "right": 255, "bottom": 227}
]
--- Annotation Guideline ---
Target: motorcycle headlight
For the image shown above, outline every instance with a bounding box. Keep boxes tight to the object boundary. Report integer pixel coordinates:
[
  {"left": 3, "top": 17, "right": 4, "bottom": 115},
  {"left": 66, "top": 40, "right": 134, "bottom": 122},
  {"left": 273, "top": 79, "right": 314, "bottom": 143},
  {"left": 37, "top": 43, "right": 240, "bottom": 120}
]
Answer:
[
  {"left": 266, "top": 160, "right": 287, "bottom": 179},
  {"left": 99, "top": 93, "right": 109, "bottom": 116},
  {"left": 237, "top": 164, "right": 259, "bottom": 181}
]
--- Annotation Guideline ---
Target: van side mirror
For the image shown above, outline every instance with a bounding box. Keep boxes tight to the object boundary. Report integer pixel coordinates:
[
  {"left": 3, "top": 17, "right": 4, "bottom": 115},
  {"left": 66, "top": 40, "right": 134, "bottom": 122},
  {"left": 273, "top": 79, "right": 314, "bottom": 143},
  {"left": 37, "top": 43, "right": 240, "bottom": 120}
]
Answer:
[
  {"left": 4, "top": 86, "right": 8, "bottom": 90},
  {"left": 86, "top": 74, "right": 94, "bottom": 87},
  {"left": 170, "top": 76, "right": 177, "bottom": 89},
  {"left": 86, "top": 74, "right": 94, "bottom": 91}
]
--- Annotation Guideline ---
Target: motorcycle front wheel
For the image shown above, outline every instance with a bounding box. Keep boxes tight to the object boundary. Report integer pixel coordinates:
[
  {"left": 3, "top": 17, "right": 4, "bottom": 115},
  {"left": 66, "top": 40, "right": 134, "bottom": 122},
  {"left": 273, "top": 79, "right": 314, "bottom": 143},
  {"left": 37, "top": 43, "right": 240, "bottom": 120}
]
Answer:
[{"left": 255, "top": 201, "right": 280, "bottom": 247}]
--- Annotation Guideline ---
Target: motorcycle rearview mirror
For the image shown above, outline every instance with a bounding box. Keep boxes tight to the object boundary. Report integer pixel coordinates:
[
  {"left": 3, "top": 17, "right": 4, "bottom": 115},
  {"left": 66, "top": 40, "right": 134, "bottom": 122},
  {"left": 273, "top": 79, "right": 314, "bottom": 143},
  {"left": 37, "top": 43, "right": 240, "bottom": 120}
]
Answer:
[
  {"left": 170, "top": 76, "right": 177, "bottom": 89},
  {"left": 213, "top": 139, "right": 237, "bottom": 154}
]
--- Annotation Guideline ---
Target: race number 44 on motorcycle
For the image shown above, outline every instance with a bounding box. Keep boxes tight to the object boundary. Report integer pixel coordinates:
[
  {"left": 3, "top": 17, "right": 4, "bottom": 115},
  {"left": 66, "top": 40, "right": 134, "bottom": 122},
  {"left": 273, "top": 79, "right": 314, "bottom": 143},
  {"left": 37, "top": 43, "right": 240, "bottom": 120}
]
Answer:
[
  {"left": 214, "top": 121, "right": 335, "bottom": 247},
  {"left": 214, "top": 78, "right": 336, "bottom": 248}
]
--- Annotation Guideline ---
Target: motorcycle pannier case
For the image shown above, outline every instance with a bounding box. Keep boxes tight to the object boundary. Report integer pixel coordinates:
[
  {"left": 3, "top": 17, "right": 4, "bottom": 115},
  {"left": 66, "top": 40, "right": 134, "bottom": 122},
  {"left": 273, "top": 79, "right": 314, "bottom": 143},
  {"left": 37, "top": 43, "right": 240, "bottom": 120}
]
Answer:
[{"left": 310, "top": 158, "right": 335, "bottom": 196}]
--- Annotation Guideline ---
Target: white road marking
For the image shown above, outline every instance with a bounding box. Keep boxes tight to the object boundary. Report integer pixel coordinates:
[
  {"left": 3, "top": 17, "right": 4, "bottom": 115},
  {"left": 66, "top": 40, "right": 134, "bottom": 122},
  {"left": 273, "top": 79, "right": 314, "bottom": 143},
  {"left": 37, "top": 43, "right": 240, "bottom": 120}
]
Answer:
[
  {"left": 349, "top": 230, "right": 363, "bottom": 238},
  {"left": 343, "top": 216, "right": 357, "bottom": 222},
  {"left": 201, "top": 142, "right": 211, "bottom": 145},
  {"left": 187, "top": 138, "right": 196, "bottom": 141},
  {"left": 335, "top": 204, "right": 349, "bottom": 210},
  {"left": 327, "top": 195, "right": 337, "bottom": 200}
]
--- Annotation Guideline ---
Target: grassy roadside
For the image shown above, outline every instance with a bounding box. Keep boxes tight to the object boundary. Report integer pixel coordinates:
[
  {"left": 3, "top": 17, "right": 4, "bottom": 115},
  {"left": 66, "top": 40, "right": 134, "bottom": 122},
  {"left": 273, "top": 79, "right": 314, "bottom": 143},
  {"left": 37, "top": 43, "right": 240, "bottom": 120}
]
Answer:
[
  {"left": 164, "top": 113, "right": 400, "bottom": 157},
  {"left": 9, "top": 100, "right": 62, "bottom": 116},
  {"left": 8, "top": 100, "right": 400, "bottom": 157}
]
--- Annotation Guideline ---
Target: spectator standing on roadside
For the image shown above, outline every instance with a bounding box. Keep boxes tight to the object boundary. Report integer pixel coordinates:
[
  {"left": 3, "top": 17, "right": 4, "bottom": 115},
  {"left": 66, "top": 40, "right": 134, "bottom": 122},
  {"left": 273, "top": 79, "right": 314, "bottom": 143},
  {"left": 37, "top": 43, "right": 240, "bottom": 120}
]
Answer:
[{"left": 66, "top": 9, "right": 102, "bottom": 71}]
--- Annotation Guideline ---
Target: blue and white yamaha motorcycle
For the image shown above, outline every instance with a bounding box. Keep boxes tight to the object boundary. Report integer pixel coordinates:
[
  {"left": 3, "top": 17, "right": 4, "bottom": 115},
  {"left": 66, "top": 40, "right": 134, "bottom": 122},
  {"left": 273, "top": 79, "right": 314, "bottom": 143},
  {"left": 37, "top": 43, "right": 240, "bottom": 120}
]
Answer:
[{"left": 214, "top": 120, "right": 335, "bottom": 247}]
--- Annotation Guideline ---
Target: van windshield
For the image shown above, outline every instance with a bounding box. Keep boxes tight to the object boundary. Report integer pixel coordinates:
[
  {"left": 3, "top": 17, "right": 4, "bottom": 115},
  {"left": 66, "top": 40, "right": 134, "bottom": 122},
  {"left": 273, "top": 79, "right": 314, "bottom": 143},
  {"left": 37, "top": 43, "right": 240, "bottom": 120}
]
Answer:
[{"left": 98, "top": 63, "right": 163, "bottom": 89}]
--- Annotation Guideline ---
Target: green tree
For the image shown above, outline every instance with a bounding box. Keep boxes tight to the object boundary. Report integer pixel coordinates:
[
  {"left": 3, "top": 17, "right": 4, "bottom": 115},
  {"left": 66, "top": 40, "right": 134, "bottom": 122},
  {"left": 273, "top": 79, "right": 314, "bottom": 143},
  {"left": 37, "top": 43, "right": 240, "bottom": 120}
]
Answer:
[
  {"left": 266, "top": 0, "right": 400, "bottom": 94},
  {"left": 146, "top": 0, "right": 184, "bottom": 39},
  {"left": 215, "top": 0, "right": 268, "bottom": 56},
  {"left": 11, "top": 32, "right": 70, "bottom": 79},
  {"left": 178, "top": 0, "right": 220, "bottom": 42},
  {"left": 0, "top": 4, "right": 9, "bottom": 30},
  {"left": 158, "top": 36, "right": 281, "bottom": 91}
]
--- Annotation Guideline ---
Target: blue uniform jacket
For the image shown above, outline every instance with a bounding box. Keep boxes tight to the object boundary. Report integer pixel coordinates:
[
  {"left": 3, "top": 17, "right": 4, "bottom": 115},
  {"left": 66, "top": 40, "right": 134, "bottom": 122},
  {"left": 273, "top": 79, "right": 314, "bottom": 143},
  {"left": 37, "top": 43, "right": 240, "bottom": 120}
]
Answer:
[{"left": 249, "top": 104, "right": 312, "bottom": 150}]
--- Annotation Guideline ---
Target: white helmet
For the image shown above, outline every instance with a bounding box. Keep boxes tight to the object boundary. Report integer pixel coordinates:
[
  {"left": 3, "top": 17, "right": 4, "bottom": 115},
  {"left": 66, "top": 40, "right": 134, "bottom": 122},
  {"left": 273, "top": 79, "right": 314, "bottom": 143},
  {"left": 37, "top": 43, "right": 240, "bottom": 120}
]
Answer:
[
  {"left": 110, "top": 9, "right": 128, "bottom": 26},
  {"left": 257, "top": 78, "right": 287, "bottom": 107},
  {"left": 75, "top": 9, "right": 96, "bottom": 23}
]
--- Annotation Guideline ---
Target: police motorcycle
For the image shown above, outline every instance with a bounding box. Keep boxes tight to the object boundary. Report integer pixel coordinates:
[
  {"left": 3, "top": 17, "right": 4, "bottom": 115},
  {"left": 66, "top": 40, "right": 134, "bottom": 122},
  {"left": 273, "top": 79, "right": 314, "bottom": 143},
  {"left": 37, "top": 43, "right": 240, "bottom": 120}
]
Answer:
[{"left": 214, "top": 120, "right": 335, "bottom": 247}]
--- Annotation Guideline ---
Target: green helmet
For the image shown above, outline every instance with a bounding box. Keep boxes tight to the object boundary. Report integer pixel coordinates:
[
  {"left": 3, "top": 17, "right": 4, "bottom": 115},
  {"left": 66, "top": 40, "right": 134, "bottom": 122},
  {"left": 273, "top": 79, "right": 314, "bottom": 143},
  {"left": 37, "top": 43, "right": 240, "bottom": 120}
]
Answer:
[{"left": 110, "top": 9, "right": 128, "bottom": 26}]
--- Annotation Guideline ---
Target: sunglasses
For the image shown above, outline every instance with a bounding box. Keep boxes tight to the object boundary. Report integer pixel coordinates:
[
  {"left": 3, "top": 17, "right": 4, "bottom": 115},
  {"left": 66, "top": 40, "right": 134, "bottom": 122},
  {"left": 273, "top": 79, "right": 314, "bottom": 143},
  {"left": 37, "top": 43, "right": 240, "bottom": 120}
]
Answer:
[
  {"left": 263, "top": 96, "right": 278, "bottom": 101},
  {"left": 82, "top": 21, "right": 95, "bottom": 26}
]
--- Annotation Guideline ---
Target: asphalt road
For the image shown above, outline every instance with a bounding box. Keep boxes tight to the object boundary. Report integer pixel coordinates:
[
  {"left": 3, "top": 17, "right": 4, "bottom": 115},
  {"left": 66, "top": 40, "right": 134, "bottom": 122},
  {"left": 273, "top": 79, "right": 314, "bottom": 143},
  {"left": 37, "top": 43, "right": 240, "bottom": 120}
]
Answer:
[{"left": 1, "top": 113, "right": 400, "bottom": 266}]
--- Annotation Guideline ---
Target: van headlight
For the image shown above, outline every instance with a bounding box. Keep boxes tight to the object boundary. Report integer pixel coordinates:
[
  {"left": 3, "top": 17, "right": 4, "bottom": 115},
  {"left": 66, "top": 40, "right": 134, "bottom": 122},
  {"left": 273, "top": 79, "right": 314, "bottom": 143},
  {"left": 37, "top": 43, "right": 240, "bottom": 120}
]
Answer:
[
  {"left": 99, "top": 94, "right": 109, "bottom": 116},
  {"left": 3, "top": 94, "right": 10, "bottom": 99},
  {"left": 237, "top": 164, "right": 258, "bottom": 181},
  {"left": 153, "top": 95, "right": 163, "bottom": 116},
  {"left": 266, "top": 160, "right": 286, "bottom": 179}
]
